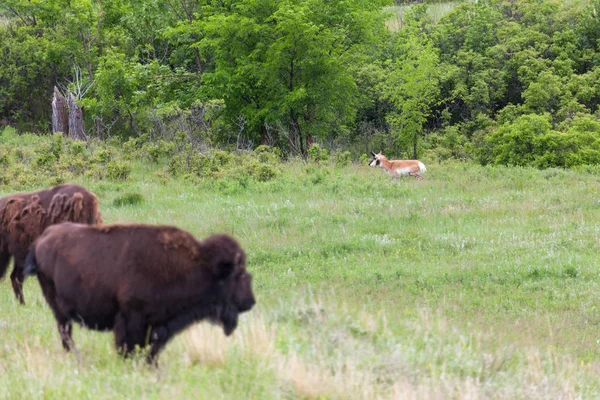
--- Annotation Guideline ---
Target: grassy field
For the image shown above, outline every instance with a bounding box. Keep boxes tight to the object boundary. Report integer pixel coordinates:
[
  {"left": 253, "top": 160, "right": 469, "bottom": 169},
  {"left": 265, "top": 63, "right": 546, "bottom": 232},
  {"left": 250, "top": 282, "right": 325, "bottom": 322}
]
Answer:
[{"left": 1, "top": 157, "right": 600, "bottom": 398}]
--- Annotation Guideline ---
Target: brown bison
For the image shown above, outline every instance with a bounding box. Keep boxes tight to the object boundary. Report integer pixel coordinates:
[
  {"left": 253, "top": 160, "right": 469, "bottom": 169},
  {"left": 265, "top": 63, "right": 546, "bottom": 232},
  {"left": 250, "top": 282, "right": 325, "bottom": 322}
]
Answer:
[
  {"left": 24, "top": 222, "right": 256, "bottom": 364},
  {"left": 0, "top": 184, "right": 102, "bottom": 304}
]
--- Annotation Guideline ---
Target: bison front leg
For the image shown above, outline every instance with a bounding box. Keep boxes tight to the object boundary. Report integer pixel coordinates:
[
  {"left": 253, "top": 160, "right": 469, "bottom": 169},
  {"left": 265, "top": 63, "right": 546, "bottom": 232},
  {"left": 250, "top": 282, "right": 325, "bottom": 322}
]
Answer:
[
  {"left": 10, "top": 261, "right": 26, "bottom": 305},
  {"left": 58, "top": 320, "right": 74, "bottom": 351},
  {"left": 0, "top": 247, "right": 10, "bottom": 281},
  {"left": 114, "top": 312, "right": 148, "bottom": 357}
]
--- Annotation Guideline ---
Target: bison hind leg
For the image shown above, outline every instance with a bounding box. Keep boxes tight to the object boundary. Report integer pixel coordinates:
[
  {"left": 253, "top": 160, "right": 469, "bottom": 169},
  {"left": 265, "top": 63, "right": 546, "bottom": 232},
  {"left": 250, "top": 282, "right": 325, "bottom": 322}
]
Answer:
[
  {"left": 114, "top": 312, "right": 149, "bottom": 358},
  {"left": 146, "top": 326, "right": 170, "bottom": 365}
]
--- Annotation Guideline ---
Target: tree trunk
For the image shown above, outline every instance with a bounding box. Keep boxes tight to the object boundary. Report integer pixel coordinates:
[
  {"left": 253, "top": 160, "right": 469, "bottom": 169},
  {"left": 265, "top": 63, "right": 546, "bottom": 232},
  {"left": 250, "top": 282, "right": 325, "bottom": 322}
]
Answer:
[
  {"left": 306, "top": 134, "right": 314, "bottom": 151},
  {"left": 68, "top": 93, "right": 87, "bottom": 141},
  {"left": 52, "top": 87, "right": 69, "bottom": 137}
]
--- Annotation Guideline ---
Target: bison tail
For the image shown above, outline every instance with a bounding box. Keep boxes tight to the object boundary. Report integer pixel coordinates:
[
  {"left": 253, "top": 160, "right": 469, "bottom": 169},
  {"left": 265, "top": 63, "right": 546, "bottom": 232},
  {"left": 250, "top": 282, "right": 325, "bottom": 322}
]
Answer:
[{"left": 23, "top": 250, "right": 38, "bottom": 278}]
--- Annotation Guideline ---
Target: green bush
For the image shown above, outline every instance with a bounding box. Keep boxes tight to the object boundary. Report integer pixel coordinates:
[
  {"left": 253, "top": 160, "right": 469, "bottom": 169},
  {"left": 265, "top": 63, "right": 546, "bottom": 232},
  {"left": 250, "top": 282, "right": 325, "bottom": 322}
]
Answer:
[
  {"left": 94, "top": 149, "right": 114, "bottom": 164},
  {"left": 143, "top": 140, "right": 176, "bottom": 163},
  {"left": 308, "top": 143, "right": 329, "bottom": 163},
  {"left": 106, "top": 160, "right": 132, "bottom": 181},
  {"left": 113, "top": 192, "right": 144, "bottom": 207},
  {"left": 484, "top": 113, "right": 600, "bottom": 168},
  {"left": 333, "top": 150, "right": 352, "bottom": 167},
  {"left": 69, "top": 141, "right": 86, "bottom": 156},
  {"left": 50, "top": 133, "right": 64, "bottom": 159},
  {"left": 0, "top": 145, "right": 12, "bottom": 166},
  {"left": 34, "top": 152, "right": 56, "bottom": 169}
]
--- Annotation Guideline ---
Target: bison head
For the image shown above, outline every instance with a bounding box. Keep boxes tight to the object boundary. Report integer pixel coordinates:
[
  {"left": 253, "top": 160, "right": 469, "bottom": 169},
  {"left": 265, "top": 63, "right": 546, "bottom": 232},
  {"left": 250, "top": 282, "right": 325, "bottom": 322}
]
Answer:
[{"left": 203, "top": 234, "right": 256, "bottom": 334}]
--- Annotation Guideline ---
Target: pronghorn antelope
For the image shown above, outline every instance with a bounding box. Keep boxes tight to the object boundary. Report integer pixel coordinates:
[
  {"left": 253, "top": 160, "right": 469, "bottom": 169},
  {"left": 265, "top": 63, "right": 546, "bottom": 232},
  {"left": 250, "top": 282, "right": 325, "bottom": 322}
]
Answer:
[{"left": 369, "top": 151, "right": 427, "bottom": 180}]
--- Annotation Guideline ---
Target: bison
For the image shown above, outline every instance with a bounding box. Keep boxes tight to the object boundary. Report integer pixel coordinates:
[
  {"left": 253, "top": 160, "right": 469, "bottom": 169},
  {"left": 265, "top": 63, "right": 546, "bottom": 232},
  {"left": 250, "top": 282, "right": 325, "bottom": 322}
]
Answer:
[
  {"left": 0, "top": 184, "right": 102, "bottom": 304},
  {"left": 24, "top": 222, "right": 256, "bottom": 364}
]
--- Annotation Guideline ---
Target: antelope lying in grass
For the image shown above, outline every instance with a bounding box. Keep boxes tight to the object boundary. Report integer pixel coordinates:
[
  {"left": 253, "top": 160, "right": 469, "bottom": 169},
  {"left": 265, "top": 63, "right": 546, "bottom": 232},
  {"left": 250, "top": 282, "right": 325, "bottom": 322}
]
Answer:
[{"left": 369, "top": 151, "right": 427, "bottom": 180}]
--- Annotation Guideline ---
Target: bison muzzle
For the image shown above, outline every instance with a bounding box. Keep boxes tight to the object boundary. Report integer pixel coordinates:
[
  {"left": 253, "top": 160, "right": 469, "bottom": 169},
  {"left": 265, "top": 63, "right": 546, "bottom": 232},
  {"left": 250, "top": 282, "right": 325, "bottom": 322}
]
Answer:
[{"left": 24, "top": 222, "right": 256, "bottom": 364}]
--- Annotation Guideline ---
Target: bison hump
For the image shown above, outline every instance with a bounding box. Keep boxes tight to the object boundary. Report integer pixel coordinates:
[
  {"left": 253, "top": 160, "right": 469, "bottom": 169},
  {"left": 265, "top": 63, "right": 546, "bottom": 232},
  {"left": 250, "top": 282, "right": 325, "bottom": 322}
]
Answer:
[{"left": 158, "top": 229, "right": 200, "bottom": 259}]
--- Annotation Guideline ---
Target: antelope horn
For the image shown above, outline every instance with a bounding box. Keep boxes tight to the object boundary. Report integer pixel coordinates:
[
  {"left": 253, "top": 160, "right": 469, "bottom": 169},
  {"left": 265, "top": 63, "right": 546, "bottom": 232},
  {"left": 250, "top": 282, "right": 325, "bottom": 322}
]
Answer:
[{"left": 370, "top": 151, "right": 376, "bottom": 157}]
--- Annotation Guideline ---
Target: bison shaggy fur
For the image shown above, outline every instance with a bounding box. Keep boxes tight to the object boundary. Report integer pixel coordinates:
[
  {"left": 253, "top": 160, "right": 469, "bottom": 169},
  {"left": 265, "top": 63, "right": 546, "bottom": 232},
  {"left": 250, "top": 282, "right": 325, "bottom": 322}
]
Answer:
[
  {"left": 0, "top": 184, "right": 102, "bottom": 304},
  {"left": 25, "top": 222, "right": 256, "bottom": 364}
]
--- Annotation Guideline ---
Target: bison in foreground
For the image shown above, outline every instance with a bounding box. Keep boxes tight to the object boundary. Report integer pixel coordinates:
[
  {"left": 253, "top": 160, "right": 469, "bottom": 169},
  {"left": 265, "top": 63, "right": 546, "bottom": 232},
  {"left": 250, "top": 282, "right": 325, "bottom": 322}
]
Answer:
[
  {"left": 24, "top": 222, "right": 256, "bottom": 364},
  {"left": 0, "top": 184, "right": 102, "bottom": 304}
]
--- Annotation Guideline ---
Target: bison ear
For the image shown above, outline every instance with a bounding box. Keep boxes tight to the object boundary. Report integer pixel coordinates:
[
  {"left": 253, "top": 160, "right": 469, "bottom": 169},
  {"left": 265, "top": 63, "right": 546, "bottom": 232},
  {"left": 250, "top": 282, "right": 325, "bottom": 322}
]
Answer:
[{"left": 212, "top": 251, "right": 242, "bottom": 280}]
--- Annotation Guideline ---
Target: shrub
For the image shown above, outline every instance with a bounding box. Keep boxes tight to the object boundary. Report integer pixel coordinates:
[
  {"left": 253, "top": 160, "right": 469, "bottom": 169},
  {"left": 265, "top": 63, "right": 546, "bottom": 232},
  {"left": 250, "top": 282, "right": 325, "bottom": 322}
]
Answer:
[
  {"left": 484, "top": 113, "right": 600, "bottom": 168},
  {"left": 50, "top": 132, "right": 64, "bottom": 159},
  {"left": 255, "top": 145, "right": 282, "bottom": 164},
  {"left": 143, "top": 140, "right": 176, "bottom": 163},
  {"left": 308, "top": 143, "right": 329, "bottom": 163},
  {"left": 113, "top": 192, "right": 144, "bottom": 207},
  {"left": 94, "top": 149, "right": 113, "bottom": 164},
  {"left": 69, "top": 141, "right": 86, "bottom": 156},
  {"left": 34, "top": 152, "right": 56, "bottom": 169},
  {"left": 333, "top": 150, "right": 352, "bottom": 167},
  {"left": 168, "top": 154, "right": 188, "bottom": 177},
  {"left": 106, "top": 160, "right": 132, "bottom": 181},
  {"left": 0, "top": 145, "right": 12, "bottom": 167}
]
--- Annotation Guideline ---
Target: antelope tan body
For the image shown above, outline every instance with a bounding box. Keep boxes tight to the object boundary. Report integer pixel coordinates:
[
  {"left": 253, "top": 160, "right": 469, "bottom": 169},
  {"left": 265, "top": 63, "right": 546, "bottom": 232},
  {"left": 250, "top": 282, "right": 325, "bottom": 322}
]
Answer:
[{"left": 369, "top": 152, "right": 426, "bottom": 180}]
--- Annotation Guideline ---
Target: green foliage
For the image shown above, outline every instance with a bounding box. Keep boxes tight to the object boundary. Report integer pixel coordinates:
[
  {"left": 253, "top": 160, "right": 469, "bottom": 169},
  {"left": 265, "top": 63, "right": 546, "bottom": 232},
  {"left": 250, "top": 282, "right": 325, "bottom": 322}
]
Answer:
[
  {"left": 113, "top": 192, "right": 144, "bottom": 207},
  {"left": 358, "top": 153, "right": 371, "bottom": 165},
  {"left": 484, "top": 113, "right": 600, "bottom": 168},
  {"left": 1, "top": 0, "right": 600, "bottom": 169},
  {"left": 333, "top": 150, "right": 352, "bottom": 167},
  {"left": 307, "top": 143, "right": 329, "bottom": 163},
  {"left": 381, "top": 14, "right": 440, "bottom": 158},
  {"left": 142, "top": 140, "right": 176, "bottom": 163},
  {"left": 106, "top": 160, "right": 132, "bottom": 181}
]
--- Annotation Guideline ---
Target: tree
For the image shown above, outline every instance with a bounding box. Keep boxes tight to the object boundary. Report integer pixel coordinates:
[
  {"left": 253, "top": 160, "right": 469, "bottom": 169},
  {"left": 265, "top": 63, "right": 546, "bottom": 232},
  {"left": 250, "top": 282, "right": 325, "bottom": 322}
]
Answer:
[
  {"left": 382, "top": 20, "right": 440, "bottom": 159},
  {"left": 199, "top": 0, "right": 389, "bottom": 155},
  {"left": 52, "top": 86, "right": 69, "bottom": 137}
]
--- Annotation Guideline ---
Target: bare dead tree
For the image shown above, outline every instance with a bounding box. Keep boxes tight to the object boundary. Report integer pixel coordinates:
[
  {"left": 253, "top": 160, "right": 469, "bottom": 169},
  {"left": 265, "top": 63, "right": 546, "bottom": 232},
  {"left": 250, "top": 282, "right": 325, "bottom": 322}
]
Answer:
[
  {"left": 279, "top": 123, "right": 300, "bottom": 157},
  {"left": 98, "top": 115, "right": 119, "bottom": 139},
  {"left": 56, "top": 65, "right": 93, "bottom": 141},
  {"left": 261, "top": 123, "right": 276, "bottom": 147},
  {"left": 68, "top": 93, "right": 87, "bottom": 141},
  {"left": 52, "top": 86, "right": 69, "bottom": 137},
  {"left": 60, "top": 65, "right": 93, "bottom": 100},
  {"left": 235, "top": 114, "right": 248, "bottom": 154}
]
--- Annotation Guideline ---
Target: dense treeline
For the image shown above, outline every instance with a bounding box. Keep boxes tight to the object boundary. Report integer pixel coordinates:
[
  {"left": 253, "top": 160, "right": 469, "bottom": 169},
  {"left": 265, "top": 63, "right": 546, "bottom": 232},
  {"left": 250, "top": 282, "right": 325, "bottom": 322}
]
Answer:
[{"left": 0, "top": 0, "right": 599, "bottom": 167}]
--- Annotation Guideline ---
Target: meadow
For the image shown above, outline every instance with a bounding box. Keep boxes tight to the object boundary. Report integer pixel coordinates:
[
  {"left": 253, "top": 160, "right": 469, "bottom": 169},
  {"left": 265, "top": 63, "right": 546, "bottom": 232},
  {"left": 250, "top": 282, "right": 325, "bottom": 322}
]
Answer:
[{"left": 1, "top": 144, "right": 600, "bottom": 398}]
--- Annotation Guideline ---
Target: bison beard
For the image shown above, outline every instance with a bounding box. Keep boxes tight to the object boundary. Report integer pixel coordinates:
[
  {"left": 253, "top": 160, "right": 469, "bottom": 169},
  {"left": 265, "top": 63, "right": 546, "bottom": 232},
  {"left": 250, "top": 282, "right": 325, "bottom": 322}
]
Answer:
[
  {"left": 0, "top": 184, "right": 102, "bottom": 304},
  {"left": 25, "top": 223, "right": 256, "bottom": 364}
]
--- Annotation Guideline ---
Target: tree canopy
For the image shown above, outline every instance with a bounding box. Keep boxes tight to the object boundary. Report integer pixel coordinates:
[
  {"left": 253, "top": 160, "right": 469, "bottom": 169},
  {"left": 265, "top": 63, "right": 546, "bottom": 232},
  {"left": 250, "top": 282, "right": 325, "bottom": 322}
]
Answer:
[{"left": 0, "top": 0, "right": 599, "bottom": 166}]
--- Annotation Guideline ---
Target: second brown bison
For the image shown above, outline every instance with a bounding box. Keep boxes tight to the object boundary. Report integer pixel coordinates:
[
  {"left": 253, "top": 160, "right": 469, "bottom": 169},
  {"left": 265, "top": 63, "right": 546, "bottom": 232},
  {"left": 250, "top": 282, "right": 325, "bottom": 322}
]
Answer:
[
  {"left": 0, "top": 184, "right": 102, "bottom": 304},
  {"left": 24, "top": 222, "right": 256, "bottom": 364}
]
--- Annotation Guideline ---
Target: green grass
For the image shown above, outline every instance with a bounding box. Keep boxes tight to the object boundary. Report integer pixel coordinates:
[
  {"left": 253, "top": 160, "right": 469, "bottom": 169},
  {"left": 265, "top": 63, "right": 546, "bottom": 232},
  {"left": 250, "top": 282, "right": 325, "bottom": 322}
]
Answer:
[{"left": 2, "top": 160, "right": 600, "bottom": 398}]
